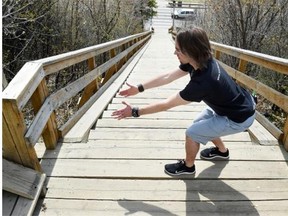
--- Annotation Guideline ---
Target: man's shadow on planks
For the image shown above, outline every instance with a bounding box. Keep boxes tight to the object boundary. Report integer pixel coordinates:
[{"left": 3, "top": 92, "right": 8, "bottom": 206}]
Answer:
[{"left": 118, "top": 161, "right": 259, "bottom": 216}]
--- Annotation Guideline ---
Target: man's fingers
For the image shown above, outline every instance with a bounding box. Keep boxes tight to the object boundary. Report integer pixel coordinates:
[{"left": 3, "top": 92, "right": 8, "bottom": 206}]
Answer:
[{"left": 111, "top": 101, "right": 131, "bottom": 120}]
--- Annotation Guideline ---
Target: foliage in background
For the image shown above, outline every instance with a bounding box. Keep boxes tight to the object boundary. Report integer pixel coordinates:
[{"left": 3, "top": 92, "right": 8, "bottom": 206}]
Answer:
[
  {"left": 2, "top": 0, "right": 156, "bottom": 82},
  {"left": 2, "top": 0, "right": 156, "bottom": 128}
]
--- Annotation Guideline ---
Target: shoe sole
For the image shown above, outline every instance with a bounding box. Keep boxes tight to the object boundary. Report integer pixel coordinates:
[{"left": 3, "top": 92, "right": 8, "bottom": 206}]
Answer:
[
  {"left": 164, "top": 169, "right": 196, "bottom": 176},
  {"left": 200, "top": 155, "right": 229, "bottom": 160}
]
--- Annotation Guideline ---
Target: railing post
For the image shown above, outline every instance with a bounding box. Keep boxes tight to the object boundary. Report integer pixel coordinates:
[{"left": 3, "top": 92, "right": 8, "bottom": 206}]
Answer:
[
  {"left": 122, "top": 43, "right": 128, "bottom": 64},
  {"left": 102, "top": 49, "right": 117, "bottom": 84},
  {"left": 237, "top": 59, "right": 248, "bottom": 86},
  {"left": 238, "top": 59, "right": 248, "bottom": 73},
  {"left": 78, "top": 57, "right": 99, "bottom": 108},
  {"left": 2, "top": 100, "right": 42, "bottom": 172},
  {"left": 134, "top": 38, "right": 139, "bottom": 53},
  {"left": 215, "top": 50, "right": 221, "bottom": 60},
  {"left": 127, "top": 41, "right": 133, "bottom": 59},
  {"left": 31, "top": 79, "right": 58, "bottom": 149}
]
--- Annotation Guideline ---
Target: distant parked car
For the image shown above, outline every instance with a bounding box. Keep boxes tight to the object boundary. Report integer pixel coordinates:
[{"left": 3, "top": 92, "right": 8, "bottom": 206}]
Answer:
[{"left": 171, "top": 9, "right": 196, "bottom": 19}]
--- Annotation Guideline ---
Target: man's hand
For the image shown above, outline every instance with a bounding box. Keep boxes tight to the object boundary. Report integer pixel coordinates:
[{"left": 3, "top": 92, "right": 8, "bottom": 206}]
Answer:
[
  {"left": 111, "top": 101, "right": 132, "bottom": 120},
  {"left": 119, "top": 82, "right": 139, "bottom": 97}
]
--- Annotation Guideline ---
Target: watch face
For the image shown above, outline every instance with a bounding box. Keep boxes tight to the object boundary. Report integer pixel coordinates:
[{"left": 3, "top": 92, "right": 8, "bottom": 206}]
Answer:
[
  {"left": 138, "top": 84, "right": 144, "bottom": 92},
  {"left": 132, "top": 107, "right": 139, "bottom": 117}
]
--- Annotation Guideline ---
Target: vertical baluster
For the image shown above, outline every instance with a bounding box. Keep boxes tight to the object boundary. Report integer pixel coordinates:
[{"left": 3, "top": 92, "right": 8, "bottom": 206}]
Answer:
[
  {"left": 31, "top": 79, "right": 58, "bottom": 149},
  {"left": 214, "top": 50, "right": 221, "bottom": 60},
  {"left": 78, "top": 57, "right": 98, "bottom": 108},
  {"left": 238, "top": 59, "right": 248, "bottom": 73},
  {"left": 102, "top": 49, "right": 117, "bottom": 84}
]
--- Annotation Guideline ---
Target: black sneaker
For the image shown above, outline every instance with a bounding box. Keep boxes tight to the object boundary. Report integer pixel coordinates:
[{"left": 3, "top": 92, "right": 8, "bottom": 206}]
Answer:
[
  {"left": 164, "top": 160, "right": 196, "bottom": 176},
  {"left": 200, "top": 147, "right": 229, "bottom": 160}
]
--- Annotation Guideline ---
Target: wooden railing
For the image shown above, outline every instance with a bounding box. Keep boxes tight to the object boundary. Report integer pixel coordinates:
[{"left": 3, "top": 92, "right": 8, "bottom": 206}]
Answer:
[
  {"left": 2, "top": 31, "right": 152, "bottom": 172},
  {"left": 167, "top": 1, "right": 206, "bottom": 9},
  {"left": 171, "top": 31, "right": 288, "bottom": 151}
]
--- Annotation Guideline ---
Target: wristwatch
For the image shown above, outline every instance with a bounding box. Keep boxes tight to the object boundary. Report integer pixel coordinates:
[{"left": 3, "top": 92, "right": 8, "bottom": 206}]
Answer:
[
  {"left": 137, "top": 84, "right": 144, "bottom": 92},
  {"left": 131, "top": 107, "right": 140, "bottom": 117}
]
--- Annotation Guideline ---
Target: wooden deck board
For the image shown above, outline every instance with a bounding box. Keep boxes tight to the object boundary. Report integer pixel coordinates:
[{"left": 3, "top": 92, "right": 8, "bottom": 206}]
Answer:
[
  {"left": 34, "top": 199, "right": 288, "bottom": 216},
  {"left": 3, "top": 159, "right": 46, "bottom": 200},
  {"left": 36, "top": 141, "right": 288, "bottom": 161},
  {"left": 41, "top": 178, "right": 288, "bottom": 201},
  {"left": 2, "top": 191, "right": 18, "bottom": 215},
  {"left": 40, "top": 159, "right": 288, "bottom": 179},
  {"left": 3, "top": 190, "right": 41, "bottom": 216},
  {"left": 88, "top": 128, "right": 251, "bottom": 141}
]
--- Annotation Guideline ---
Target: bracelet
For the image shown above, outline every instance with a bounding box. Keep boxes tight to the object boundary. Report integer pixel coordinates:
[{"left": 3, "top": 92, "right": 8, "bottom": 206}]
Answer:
[
  {"left": 131, "top": 107, "right": 140, "bottom": 117},
  {"left": 137, "top": 84, "right": 144, "bottom": 92}
]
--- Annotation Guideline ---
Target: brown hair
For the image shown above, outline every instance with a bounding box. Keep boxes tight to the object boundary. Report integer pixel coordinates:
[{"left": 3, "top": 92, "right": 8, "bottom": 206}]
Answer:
[{"left": 176, "top": 27, "right": 212, "bottom": 69}]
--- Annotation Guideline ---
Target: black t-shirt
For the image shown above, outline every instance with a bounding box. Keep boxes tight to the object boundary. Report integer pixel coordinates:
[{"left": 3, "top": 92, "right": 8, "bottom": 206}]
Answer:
[{"left": 179, "top": 58, "right": 255, "bottom": 123}]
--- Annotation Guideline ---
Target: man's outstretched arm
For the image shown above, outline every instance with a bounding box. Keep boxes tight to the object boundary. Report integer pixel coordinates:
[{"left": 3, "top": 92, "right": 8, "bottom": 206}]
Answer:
[{"left": 111, "top": 93, "right": 190, "bottom": 120}]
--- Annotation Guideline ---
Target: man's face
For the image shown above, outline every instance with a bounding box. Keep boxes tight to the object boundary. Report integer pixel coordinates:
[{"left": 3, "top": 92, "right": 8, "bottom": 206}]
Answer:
[{"left": 174, "top": 40, "right": 189, "bottom": 64}]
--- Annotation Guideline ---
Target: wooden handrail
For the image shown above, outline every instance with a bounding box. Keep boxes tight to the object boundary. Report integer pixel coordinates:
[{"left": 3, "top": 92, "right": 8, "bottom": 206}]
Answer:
[
  {"left": 210, "top": 41, "right": 288, "bottom": 75},
  {"left": 168, "top": 2, "right": 207, "bottom": 9},
  {"left": 2, "top": 31, "right": 152, "bottom": 171},
  {"left": 171, "top": 31, "right": 288, "bottom": 151}
]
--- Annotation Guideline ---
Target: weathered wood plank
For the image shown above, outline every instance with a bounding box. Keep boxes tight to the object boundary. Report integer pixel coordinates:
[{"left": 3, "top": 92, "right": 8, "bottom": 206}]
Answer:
[
  {"left": 255, "top": 111, "right": 282, "bottom": 140},
  {"left": 44, "top": 178, "right": 288, "bottom": 201},
  {"left": 2, "top": 114, "right": 22, "bottom": 163},
  {"left": 88, "top": 128, "right": 251, "bottom": 141},
  {"left": 211, "top": 41, "right": 288, "bottom": 75},
  {"left": 40, "top": 159, "right": 288, "bottom": 179},
  {"left": 78, "top": 57, "right": 98, "bottom": 108},
  {"left": 2, "top": 62, "right": 45, "bottom": 110},
  {"left": 31, "top": 79, "right": 58, "bottom": 149},
  {"left": 96, "top": 119, "right": 205, "bottom": 128},
  {"left": 2, "top": 100, "right": 42, "bottom": 171},
  {"left": 2, "top": 161, "right": 46, "bottom": 216},
  {"left": 37, "top": 141, "right": 287, "bottom": 161},
  {"left": 249, "top": 119, "right": 279, "bottom": 145},
  {"left": 12, "top": 196, "right": 41, "bottom": 216},
  {"left": 2, "top": 191, "right": 18, "bottom": 216},
  {"left": 3, "top": 159, "right": 46, "bottom": 200},
  {"left": 34, "top": 199, "right": 288, "bottom": 216}
]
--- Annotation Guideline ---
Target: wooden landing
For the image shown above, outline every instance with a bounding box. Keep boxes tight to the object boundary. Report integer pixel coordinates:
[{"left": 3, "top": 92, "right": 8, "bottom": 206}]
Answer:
[{"left": 31, "top": 29, "right": 288, "bottom": 215}]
